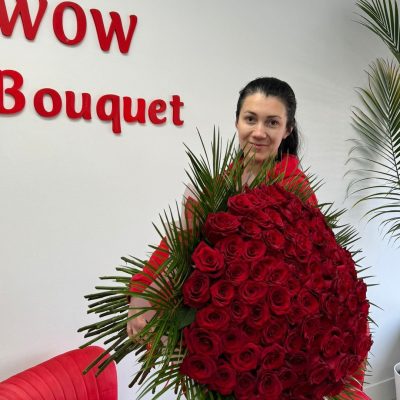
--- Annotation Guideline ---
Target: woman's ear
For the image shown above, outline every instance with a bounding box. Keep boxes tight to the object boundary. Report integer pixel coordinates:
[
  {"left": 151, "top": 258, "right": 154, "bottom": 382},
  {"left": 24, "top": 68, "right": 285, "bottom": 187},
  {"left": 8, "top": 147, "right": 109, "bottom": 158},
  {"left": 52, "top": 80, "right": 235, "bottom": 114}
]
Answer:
[{"left": 284, "top": 127, "right": 293, "bottom": 139}]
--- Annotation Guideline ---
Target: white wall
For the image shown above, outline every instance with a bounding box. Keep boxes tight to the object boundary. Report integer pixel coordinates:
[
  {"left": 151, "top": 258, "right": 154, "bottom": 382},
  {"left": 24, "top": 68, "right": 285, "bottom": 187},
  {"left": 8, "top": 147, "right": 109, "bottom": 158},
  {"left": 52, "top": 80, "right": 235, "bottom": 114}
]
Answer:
[{"left": 0, "top": 1, "right": 397, "bottom": 399}]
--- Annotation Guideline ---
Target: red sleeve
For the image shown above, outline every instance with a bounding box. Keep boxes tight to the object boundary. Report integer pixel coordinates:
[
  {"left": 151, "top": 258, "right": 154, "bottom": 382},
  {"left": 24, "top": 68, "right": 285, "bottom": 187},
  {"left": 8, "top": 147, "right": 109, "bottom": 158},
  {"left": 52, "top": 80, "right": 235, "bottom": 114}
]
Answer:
[
  {"left": 129, "top": 237, "right": 169, "bottom": 294},
  {"left": 129, "top": 194, "right": 197, "bottom": 295}
]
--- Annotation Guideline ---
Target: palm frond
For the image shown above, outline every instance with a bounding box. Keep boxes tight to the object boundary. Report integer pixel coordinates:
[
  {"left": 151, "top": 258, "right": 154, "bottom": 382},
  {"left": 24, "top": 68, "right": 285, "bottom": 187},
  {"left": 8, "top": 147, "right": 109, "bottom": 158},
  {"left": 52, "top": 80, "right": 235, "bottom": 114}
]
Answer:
[
  {"left": 356, "top": 0, "right": 400, "bottom": 63},
  {"left": 347, "top": 58, "right": 400, "bottom": 241}
]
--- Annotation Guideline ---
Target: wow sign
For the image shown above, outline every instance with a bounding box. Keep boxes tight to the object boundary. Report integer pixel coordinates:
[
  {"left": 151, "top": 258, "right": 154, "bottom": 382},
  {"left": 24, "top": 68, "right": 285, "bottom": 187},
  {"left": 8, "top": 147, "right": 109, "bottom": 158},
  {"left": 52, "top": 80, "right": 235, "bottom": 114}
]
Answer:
[{"left": 0, "top": 0, "right": 184, "bottom": 134}]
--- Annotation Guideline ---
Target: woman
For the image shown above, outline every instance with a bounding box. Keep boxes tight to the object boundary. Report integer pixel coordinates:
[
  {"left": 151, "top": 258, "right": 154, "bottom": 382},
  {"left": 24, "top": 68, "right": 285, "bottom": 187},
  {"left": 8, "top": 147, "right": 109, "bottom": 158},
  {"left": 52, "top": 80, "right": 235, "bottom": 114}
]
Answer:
[{"left": 127, "top": 77, "right": 370, "bottom": 399}]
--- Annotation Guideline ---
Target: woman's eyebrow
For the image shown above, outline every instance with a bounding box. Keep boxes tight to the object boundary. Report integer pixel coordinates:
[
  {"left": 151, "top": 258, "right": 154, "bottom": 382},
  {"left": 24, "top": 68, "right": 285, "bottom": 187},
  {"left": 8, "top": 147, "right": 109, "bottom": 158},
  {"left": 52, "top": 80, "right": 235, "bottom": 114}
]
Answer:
[{"left": 243, "top": 111, "right": 282, "bottom": 119}]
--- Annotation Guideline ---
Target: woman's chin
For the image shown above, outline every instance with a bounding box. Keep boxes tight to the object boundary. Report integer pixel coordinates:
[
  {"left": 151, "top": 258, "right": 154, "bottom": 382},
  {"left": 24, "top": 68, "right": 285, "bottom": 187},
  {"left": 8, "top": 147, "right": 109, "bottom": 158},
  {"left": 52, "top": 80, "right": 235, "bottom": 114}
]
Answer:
[{"left": 255, "top": 151, "right": 276, "bottom": 163}]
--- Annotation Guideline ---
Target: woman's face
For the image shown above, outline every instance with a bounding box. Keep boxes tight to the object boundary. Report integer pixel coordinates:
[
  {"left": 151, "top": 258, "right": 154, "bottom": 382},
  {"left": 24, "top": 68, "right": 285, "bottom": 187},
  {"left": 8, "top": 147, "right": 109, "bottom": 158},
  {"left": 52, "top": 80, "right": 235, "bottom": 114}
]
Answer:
[{"left": 236, "top": 93, "right": 291, "bottom": 165}]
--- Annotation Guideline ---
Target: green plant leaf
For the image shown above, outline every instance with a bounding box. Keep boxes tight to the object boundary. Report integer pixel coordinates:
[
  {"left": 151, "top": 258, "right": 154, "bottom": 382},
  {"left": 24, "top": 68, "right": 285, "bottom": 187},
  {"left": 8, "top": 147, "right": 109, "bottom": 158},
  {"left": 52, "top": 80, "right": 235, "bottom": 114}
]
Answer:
[
  {"left": 347, "top": 58, "right": 400, "bottom": 243},
  {"left": 176, "top": 307, "right": 196, "bottom": 329},
  {"left": 356, "top": 0, "right": 400, "bottom": 63}
]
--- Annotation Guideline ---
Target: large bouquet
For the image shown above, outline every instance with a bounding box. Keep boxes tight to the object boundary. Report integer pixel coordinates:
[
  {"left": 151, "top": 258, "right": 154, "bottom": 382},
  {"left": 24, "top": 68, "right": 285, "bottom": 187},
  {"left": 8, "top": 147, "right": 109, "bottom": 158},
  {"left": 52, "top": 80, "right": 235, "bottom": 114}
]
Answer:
[{"left": 79, "top": 133, "right": 373, "bottom": 400}]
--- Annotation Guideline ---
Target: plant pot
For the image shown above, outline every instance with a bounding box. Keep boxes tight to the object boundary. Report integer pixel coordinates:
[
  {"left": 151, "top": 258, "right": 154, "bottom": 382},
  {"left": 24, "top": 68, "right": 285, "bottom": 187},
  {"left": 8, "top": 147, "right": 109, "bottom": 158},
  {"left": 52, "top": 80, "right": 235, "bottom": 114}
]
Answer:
[{"left": 394, "top": 361, "right": 400, "bottom": 400}]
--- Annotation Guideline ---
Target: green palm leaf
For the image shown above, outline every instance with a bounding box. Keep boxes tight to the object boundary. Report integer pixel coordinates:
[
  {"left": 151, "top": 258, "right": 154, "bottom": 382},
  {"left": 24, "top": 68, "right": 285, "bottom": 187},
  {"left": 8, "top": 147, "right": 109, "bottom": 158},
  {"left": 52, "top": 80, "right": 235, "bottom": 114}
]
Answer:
[
  {"left": 356, "top": 0, "right": 400, "bottom": 63},
  {"left": 347, "top": 58, "right": 400, "bottom": 242}
]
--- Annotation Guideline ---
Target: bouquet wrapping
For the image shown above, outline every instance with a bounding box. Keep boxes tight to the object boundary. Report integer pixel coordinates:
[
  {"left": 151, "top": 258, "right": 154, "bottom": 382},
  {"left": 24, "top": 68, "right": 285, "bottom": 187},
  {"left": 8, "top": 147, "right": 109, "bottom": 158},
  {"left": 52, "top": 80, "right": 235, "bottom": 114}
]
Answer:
[{"left": 79, "top": 134, "right": 373, "bottom": 400}]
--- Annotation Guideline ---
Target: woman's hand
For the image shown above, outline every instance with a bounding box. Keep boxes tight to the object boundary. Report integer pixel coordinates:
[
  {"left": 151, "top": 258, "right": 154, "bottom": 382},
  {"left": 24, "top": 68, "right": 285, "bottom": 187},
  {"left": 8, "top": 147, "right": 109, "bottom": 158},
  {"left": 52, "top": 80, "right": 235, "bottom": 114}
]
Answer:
[{"left": 126, "top": 295, "right": 155, "bottom": 340}]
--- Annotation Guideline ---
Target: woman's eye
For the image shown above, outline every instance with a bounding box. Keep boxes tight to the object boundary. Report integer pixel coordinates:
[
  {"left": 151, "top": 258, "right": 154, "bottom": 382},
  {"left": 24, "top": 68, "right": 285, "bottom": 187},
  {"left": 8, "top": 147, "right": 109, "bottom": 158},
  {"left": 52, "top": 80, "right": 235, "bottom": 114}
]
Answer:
[
  {"left": 268, "top": 119, "right": 279, "bottom": 127},
  {"left": 245, "top": 116, "right": 255, "bottom": 123}
]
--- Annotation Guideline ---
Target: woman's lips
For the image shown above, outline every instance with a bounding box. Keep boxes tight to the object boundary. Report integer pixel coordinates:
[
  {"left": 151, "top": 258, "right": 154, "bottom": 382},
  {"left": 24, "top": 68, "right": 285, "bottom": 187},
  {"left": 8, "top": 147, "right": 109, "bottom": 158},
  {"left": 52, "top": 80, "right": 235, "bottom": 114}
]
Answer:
[{"left": 250, "top": 142, "right": 267, "bottom": 150}]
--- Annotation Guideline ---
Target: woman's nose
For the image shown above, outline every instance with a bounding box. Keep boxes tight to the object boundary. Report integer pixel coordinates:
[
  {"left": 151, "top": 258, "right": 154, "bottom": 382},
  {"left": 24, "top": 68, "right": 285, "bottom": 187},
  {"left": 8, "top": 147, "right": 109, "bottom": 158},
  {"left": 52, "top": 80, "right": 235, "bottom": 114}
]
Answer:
[{"left": 253, "top": 123, "right": 266, "bottom": 137}]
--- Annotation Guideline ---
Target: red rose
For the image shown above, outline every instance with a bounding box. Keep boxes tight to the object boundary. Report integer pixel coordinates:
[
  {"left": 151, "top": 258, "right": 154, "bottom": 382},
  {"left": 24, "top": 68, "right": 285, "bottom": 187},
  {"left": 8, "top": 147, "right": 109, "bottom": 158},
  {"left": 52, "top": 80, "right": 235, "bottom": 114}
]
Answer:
[
  {"left": 285, "top": 330, "right": 305, "bottom": 352},
  {"left": 209, "top": 360, "right": 237, "bottom": 395},
  {"left": 180, "top": 354, "right": 216, "bottom": 384},
  {"left": 302, "top": 315, "right": 322, "bottom": 341},
  {"left": 334, "top": 269, "right": 355, "bottom": 301},
  {"left": 250, "top": 256, "right": 274, "bottom": 281},
  {"left": 221, "top": 327, "right": 247, "bottom": 353},
  {"left": 192, "top": 241, "right": 224, "bottom": 278},
  {"left": 242, "top": 239, "right": 267, "bottom": 262},
  {"left": 265, "top": 260, "right": 288, "bottom": 284},
  {"left": 267, "top": 285, "right": 291, "bottom": 315},
  {"left": 278, "top": 368, "right": 298, "bottom": 389},
  {"left": 260, "top": 343, "right": 285, "bottom": 370},
  {"left": 287, "top": 302, "right": 306, "bottom": 324},
  {"left": 204, "top": 212, "right": 241, "bottom": 244},
  {"left": 257, "top": 371, "right": 283, "bottom": 399},
  {"left": 228, "top": 192, "right": 260, "bottom": 215},
  {"left": 341, "top": 331, "right": 355, "bottom": 353},
  {"left": 184, "top": 327, "right": 222, "bottom": 357},
  {"left": 240, "top": 217, "right": 262, "bottom": 239},
  {"left": 264, "top": 207, "right": 284, "bottom": 228},
  {"left": 322, "top": 240, "right": 340, "bottom": 261},
  {"left": 305, "top": 271, "right": 326, "bottom": 293},
  {"left": 216, "top": 234, "right": 244, "bottom": 261},
  {"left": 347, "top": 354, "right": 364, "bottom": 376},
  {"left": 359, "top": 300, "right": 370, "bottom": 316},
  {"left": 234, "top": 372, "right": 257, "bottom": 399},
  {"left": 210, "top": 280, "right": 235, "bottom": 307},
  {"left": 356, "top": 334, "right": 373, "bottom": 360},
  {"left": 292, "top": 382, "right": 315, "bottom": 399},
  {"left": 287, "top": 233, "right": 313, "bottom": 261},
  {"left": 310, "top": 220, "right": 328, "bottom": 246},
  {"left": 182, "top": 270, "right": 210, "bottom": 308},
  {"left": 247, "top": 302, "right": 270, "bottom": 329},
  {"left": 336, "top": 305, "right": 351, "bottom": 329},
  {"left": 230, "top": 299, "right": 250, "bottom": 323},
  {"left": 355, "top": 314, "right": 369, "bottom": 336},
  {"left": 279, "top": 196, "right": 303, "bottom": 222},
  {"left": 314, "top": 381, "right": 344, "bottom": 398},
  {"left": 297, "top": 288, "right": 320, "bottom": 314},
  {"left": 356, "top": 280, "right": 367, "bottom": 299},
  {"left": 262, "top": 317, "right": 287, "bottom": 344},
  {"left": 307, "top": 332, "right": 324, "bottom": 353},
  {"left": 309, "top": 360, "right": 330, "bottom": 385},
  {"left": 230, "top": 342, "right": 260, "bottom": 372},
  {"left": 239, "top": 280, "right": 268, "bottom": 304},
  {"left": 260, "top": 183, "right": 290, "bottom": 204},
  {"left": 321, "top": 259, "right": 336, "bottom": 278},
  {"left": 196, "top": 304, "right": 230, "bottom": 331},
  {"left": 327, "top": 354, "right": 352, "bottom": 381},
  {"left": 286, "top": 273, "right": 301, "bottom": 296},
  {"left": 180, "top": 354, "right": 217, "bottom": 383},
  {"left": 286, "top": 351, "right": 308, "bottom": 372},
  {"left": 346, "top": 294, "right": 359, "bottom": 313},
  {"left": 242, "top": 324, "right": 262, "bottom": 344},
  {"left": 321, "top": 330, "right": 343, "bottom": 358},
  {"left": 249, "top": 209, "right": 275, "bottom": 229},
  {"left": 321, "top": 293, "right": 340, "bottom": 319},
  {"left": 263, "top": 229, "right": 285, "bottom": 251},
  {"left": 224, "top": 260, "right": 250, "bottom": 286}
]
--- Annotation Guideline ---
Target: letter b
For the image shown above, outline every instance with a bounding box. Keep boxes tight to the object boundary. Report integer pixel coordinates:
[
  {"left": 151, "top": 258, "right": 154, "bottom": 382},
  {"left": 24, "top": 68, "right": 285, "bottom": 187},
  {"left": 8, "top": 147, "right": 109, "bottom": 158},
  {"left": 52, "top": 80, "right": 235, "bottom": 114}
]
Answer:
[{"left": 0, "top": 69, "right": 25, "bottom": 114}]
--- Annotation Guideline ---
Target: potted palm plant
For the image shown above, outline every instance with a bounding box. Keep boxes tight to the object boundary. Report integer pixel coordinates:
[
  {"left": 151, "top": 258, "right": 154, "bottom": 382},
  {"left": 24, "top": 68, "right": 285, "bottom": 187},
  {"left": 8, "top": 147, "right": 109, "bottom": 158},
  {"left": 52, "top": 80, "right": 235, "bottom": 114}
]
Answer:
[{"left": 347, "top": 0, "right": 400, "bottom": 398}]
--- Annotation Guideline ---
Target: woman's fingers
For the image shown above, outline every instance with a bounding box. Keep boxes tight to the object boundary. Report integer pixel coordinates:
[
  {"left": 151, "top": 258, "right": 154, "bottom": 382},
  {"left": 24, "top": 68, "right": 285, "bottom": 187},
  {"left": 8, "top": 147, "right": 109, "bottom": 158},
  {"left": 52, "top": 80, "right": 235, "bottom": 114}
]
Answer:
[{"left": 127, "top": 296, "right": 152, "bottom": 340}]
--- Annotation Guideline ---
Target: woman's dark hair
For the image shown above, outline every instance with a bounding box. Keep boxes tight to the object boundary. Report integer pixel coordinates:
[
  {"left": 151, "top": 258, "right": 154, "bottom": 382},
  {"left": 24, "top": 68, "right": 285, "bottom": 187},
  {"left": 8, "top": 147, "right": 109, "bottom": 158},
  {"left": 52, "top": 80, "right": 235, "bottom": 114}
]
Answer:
[{"left": 235, "top": 77, "right": 299, "bottom": 160}]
